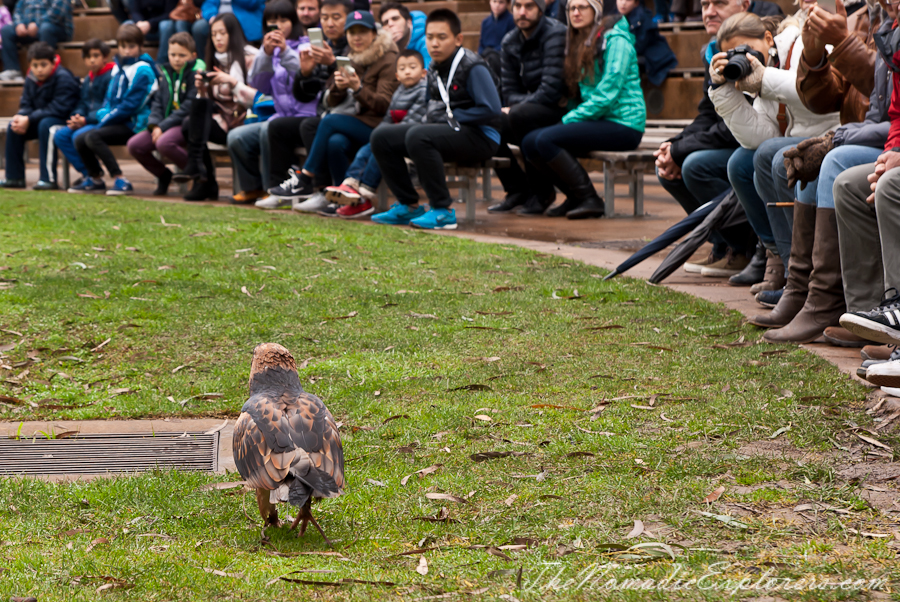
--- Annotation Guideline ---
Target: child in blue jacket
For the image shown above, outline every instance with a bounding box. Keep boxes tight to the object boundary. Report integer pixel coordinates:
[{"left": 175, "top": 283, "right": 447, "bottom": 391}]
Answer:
[
  {"left": 68, "top": 24, "right": 157, "bottom": 196},
  {"left": 53, "top": 39, "right": 116, "bottom": 190},
  {"left": 0, "top": 42, "right": 79, "bottom": 189}
]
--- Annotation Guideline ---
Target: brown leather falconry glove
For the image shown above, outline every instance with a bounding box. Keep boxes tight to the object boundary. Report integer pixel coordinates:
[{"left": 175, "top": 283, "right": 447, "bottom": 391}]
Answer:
[{"left": 783, "top": 131, "right": 835, "bottom": 190}]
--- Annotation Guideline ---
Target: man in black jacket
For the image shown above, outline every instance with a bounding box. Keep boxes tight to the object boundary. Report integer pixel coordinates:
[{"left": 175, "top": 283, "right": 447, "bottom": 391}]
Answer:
[
  {"left": 654, "top": 0, "right": 763, "bottom": 275},
  {"left": 487, "top": 0, "right": 567, "bottom": 214}
]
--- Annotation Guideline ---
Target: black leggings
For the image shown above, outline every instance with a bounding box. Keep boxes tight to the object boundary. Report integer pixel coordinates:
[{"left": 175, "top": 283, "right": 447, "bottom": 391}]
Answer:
[
  {"left": 521, "top": 119, "right": 643, "bottom": 164},
  {"left": 75, "top": 124, "right": 134, "bottom": 178}
]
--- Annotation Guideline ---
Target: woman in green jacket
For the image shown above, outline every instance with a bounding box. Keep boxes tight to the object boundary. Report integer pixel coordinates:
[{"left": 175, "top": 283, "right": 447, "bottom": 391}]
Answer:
[{"left": 521, "top": 0, "right": 645, "bottom": 219}]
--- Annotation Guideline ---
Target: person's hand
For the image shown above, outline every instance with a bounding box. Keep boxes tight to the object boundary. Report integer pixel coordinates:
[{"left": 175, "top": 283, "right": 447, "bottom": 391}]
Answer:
[
  {"left": 343, "top": 67, "right": 360, "bottom": 91},
  {"left": 15, "top": 23, "right": 27, "bottom": 37},
  {"left": 501, "top": 107, "right": 510, "bottom": 114},
  {"left": 867, "top": 150, "right": 900, "bottom": 202},
  {"left": 26, "top": 22, "right": 37, "bottom": 37},
  {"left": 783, "top": 131, "right": 835, "bottom": 189},
  {"left": 151, "top": 127, "right": 163, "bottom": 144},
  {"left": 272, "top": 29, "right": 286, "bottom": 52},
  {"left": 737, "top": 54, "right": 766, "bottom": 95},
  {"left": 806, "top": 0, "right": 849, "bottom": 46},
  {"left": 801, "top": 13, "right": 827, "bottom": 66},
  {"left": 262, "top": 30, "right": 278, "bottom": 55},
  {"left": 136, "top": 20, "right": 151, "bottom": 34},
  {"left": 299, "top": 47, "right": 316, "bottom": 76},
  {"left": 194, "top": 71, "right": 208, "bottom": 96},
  {"left": 655, "top": 142, "right": 682, "bottom": 180},
  {"left": 333, "top": 68, "right": 350, "bottom": 90},
  {"left": 12, "top": 115, "right": 28, "bottom": 134},
  {"left": 309, "top": 42, "right": 335, "bottom": 66},
  {"left": 209, "top": 66, "right": 238, "bottom": 88},
  {"left": 68, "top": 114, "right": 85, "bottom": 129},
  {"left": 709, "top": 51, "right": 728, "bottom": 85}
]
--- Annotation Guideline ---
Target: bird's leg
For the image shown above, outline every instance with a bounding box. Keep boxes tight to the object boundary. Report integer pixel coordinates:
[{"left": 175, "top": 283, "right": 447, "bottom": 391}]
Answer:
[
  {"left": 289, "top": 512, "right": 304, "bottom": 532},
  {"left": 307, "top": 511, "right": 333, "bottom": 548},
  {"left": 255, "top": 488, "right": 281, "bottom": 527},
  {"left": 293, "top": 500, "right": 311, "bottom": 537}
]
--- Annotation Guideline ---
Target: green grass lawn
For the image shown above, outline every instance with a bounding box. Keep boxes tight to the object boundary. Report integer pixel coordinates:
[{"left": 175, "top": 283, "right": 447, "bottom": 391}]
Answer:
[{"left": 1, "top": 193, "right": 898, "bottom": 601}]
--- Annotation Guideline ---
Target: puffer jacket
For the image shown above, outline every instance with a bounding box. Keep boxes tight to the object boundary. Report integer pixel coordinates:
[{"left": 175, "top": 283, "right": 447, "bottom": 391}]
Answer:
[
  {"left": 97, "top": 52, "right": 158, "bottom": 133},
  {"left": 833, "top": 18, "right": 893, "bottom": 148},
  {"left": 383, "top": 78, "right": 427, "bottom": 124},
  {"left": 18, "top": 55, "right": 79, "bottom": 122},
  {"left": 404, "top": 10, "right": 430, "bottom": 68},
  {"left": 324, "top": 29, "right": 399, "bottom": 128},
  {"left": 500, "top": 14, "right": 566, "bottom": 108},
  {"left": 249, "top": 37, "right": 316, "bottom": 119},
  {"left": 148, "top": 58, "right": 205, "bottom": 132},
  {"left": 201, "top": 0, "right": 265, "bottom": 41},
  {"left": 710, "top": 25, "right": 840, "bottom": 149},
  {"left": 796, "top": 0, "right": 884, "bottom": 124}
]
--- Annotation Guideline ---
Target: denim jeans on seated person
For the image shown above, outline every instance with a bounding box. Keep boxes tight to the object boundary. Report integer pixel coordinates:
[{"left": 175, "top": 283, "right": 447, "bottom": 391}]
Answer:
[
  {"left": 157, "top": 19, "right": 209, "bottom": 65},
  {"left": 344, "top": 142, "right": 381, "bottom": 190},
  {"left": 804, "top": 144, "right": 883, "bottom": 209},
  {"left": 751, "top": 136, "right": 806, "bottom": 268},
  {"left": 302, "top": 114, "right": 374, "bottom": 186},
  {"left": 1, "top": 22, "right": 68, "bottom": 75},
  {"left": 657, "top": 147, "right": 750, "bottom": 257}
]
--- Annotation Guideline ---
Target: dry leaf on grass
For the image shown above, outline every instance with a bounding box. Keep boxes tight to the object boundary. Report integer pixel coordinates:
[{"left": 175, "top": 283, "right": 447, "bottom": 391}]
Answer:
[
  {"left": 450, "top": 384, "right": 492, "bottom": 392},
  {"left": 195, "top": 481, "right": 246, "bottom": 492},
  {"left": 240, "top": 286, "right": 253, "bottom": 298},
  {"left": 625, "top": 520, "right": 644, "bottom": 539},
  {"left": 203, "top": 568, "right": 244, "bottom": 578},
  {"left": 703, "top": 486, "right": 725, "bottom": 503},
  {"left": 853, "top": 431, "right": 893, "bottom": 451},
  {"left": 425, "top": 492, "right": 468, "bottom": 504},
  {"left": 401, "top": 464, "right": 442, "bottom": 485},
  {"left": 324, "top": 311, "right": 358, "bottom": 321},
  {"left": 470, "top": 451, "right": 529, "bottom": 462},
  {"left": 415, "top": 556, "right": 428, "bottom": 575}
]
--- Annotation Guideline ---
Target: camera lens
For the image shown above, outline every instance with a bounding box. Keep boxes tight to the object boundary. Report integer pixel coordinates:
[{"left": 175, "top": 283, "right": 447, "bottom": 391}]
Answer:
[{"left": 723, "top": 55, "right": 751, "bottom": 82}]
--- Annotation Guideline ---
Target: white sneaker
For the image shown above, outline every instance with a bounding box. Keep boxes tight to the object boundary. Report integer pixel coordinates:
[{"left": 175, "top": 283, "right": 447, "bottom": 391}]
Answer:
[
  {"left": 254, "top": 195, "right": 291, "bottom": 209},
  {"left": 866, "top": 360, "right": 900, "bottom": 388},
  {"left": 880, "top": 386, "right": 900, "bottom": 397},
  {"left": 0, "top": 69, "right": 23, "bottom": 81},
  {"left": 292, "top": 191, "right": 328, "bottom": 213}
]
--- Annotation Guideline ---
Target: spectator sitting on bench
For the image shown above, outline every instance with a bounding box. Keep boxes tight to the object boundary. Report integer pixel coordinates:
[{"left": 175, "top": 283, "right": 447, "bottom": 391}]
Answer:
[
  {"left": 370, "top": 9, "right": 502, "bottom": 230},
  {"left": 379, "top": 2, "right": 430, "bottom": 68},
  {"left": 265, "top": 0, "right": 351, "bottom": 212},
  {"left": 297, "top": 0, "right": 321, "bottom": 28},
  {"left": 123, "top": 0, "right": 178, "bottom": 46},
  {"left": 488, "top": 0, "right": 567, "bottom": 216},
  {"left": 617, "top": 0, "right": 678, "bottom": 86},
  {"left": 67, "top": 24, "right": 157, "bottom": 196},
  {"left": 479, "top": 0, "right": 516, "bottom": 75},
  {"left": 174, "top": 13, "right": 259, "bottom": 201},
  {"left": 52, "top": 39, "right": 115, "bottom": 192},
  {"left": 521, "top": 0, "right": 645, "bottom": 219},
  {"left": 157, "top": 0, "right": 209, "bottom": 66},
  {"left": 320, "top": 47, "right": 428, "bottom": 218},
  {"left": 0, "top": 0, "right": 72, "bottom": 81},
  {"left": 126, "top": 32, "right": 205, "bottom": 196},
  {"left": 0, "top": 41, "right": 78, "bottom": 189},
  {"left": 228, "top": 0, "right": 311, "bottom": 205},
  {"left": 268, "top": 9, "right": 399, "bottom": 217}
]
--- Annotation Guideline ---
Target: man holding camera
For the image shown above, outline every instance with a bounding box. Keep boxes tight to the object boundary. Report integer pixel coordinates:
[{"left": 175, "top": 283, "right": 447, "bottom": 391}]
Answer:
[{"left": 654, "top": 0, "right": 761, "bottom": 279}]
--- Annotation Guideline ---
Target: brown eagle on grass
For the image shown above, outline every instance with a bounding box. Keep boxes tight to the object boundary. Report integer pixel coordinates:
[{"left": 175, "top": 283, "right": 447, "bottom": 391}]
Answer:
[{"left": 233, "top": 343, "right": 344, "bottom": 543}]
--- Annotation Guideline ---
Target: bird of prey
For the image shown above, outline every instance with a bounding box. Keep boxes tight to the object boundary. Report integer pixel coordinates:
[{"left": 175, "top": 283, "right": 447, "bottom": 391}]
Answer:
[{"left": 233, "top": 343, "right": 344, "bottom": 542}]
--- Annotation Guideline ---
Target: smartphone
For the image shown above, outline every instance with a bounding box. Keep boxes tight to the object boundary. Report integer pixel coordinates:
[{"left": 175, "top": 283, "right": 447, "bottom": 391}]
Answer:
[
  {"left": 308, "top": 27, "right": 324, "bottom": 47},
  {"left": 816, "top": 0, "right": 836, "bottom": 12},
  {"left": 336, "top": 56, "right": 353, "bottom": 73},
  {"left": 267, "top": 23, "right": 279, "bottom": 32}
]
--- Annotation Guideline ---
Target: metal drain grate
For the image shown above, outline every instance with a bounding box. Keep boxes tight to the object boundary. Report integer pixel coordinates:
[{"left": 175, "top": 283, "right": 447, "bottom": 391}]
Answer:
[{"left": 0, "top": 432, "right": 220, "bottom": 476}]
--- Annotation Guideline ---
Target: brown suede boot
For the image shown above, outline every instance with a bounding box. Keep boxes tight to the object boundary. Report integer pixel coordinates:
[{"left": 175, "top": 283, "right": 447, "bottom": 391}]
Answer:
[
  {"left": 764, "top": 208, "right": 846, "bottom": 343},
  {"left": 749, "top": 250, "right": 786, "bottom": 294},
  {"left": 748, "top": 203, "right": 816, "bottom": 328}
]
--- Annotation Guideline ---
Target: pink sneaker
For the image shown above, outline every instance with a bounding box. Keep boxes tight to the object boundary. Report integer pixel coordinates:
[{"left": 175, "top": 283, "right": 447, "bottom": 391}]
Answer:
[{"left": 325, "top": 183, "right": 361, "bottom": 205}]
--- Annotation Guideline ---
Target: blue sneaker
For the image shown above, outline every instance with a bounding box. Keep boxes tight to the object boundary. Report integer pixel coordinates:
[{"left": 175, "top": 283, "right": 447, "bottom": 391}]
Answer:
[
  {"left": 106, "top": 177, "right": 134, "bottom": 196},
  {"left": 756, "top": 288, "right": 783, "bottom": 309},
  {"left": 67, "top": 176, "right": 105, "bottom": 194},
  {"left": 410, "top": 208, "right": 457, "bottom": 230},
  {"left": 371, "top": 203, "right": 426, "bottom": 225}
]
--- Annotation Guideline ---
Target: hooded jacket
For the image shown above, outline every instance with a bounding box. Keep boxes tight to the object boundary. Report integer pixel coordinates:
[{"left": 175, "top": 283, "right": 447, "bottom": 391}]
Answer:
[
  {"left": 18, "top": 55, "right": 80, "bottom": 122},
  {"left": 249, "top": 36, "right": 317, "bottom": 119},
  {"left": 201, "top": 0, "right": 266, "bottom": 41},
  {"left": 325, "top": 28, "right": 399, "bottom": 128},
  {"left": 406, "top": 10, "right": 430, "bottom": 68},
  {"left": 73, "top": 62, "right": 115, "bottom": 124},
  {"left": 500, "top": 14, "right": 566, "bottom": 108},
  {"left": 562, "top": 16, "right": 646, "bottom": 132},
  {"left": 710, "top": 25, "right": 841, "bottom": 149},
  {"left": 96, "top": 52, "right": 158, "bottom": 133},
  {"left": 148, "top": 57, "right": 206, "bottom": 132}
]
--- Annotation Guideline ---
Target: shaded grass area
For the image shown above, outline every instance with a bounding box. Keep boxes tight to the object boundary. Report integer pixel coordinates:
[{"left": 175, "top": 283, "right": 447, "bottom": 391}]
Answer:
[{"left": 1, "top": 194, "right": 898, "bottom": 601}]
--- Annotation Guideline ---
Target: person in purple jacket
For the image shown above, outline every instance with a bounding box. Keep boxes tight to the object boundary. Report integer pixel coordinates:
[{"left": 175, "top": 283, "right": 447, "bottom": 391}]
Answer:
[{"left": 226, "top": 0, "right": 314, "bottom": 204}]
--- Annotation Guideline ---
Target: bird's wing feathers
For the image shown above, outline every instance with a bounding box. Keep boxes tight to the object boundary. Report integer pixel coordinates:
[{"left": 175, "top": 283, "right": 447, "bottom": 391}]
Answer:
[{"left": 233, "top": 390, "right": 344, "bottom": 494}]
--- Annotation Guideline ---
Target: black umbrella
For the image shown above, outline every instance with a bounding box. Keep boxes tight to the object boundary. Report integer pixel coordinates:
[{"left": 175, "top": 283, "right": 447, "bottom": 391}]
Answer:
[
  {"left": 603, "top": 189, "right": 730, "bottom": 281},
  {"left": 648, "top": 189, "right": 748, "bottom": 284}
]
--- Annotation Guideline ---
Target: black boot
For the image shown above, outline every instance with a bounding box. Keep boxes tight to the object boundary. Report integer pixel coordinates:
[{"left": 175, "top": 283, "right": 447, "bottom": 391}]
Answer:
[
  {"left": 184, "top": 149, "right": 218, "bottom": 201},
  {"left": 728, "top": 242, "right": 766, "bottom": 286},
  {"left": 488, "top": 191, "right": 527, "bottom": 213},
  {"left": 517, "top": 194, "right": 554, "bottom": 215},
  {"left": 174, "top": 99, "right": 211, "bottom": 184},
  {"left": 153, "top": 169, "right": 173, "bottom": 196},
  {"left": 542, "top": 151, "right": 604, "bottom": 219}
]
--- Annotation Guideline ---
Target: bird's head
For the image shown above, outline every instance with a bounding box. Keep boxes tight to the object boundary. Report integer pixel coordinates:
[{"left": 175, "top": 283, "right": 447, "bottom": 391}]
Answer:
[{"left": 249, "top": 343, "right": 299, "bottom": 392}]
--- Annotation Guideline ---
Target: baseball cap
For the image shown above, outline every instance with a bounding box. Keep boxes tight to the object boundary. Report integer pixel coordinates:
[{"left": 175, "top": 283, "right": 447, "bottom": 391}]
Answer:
[{"left": 344, "top": 10, "right": 376, "bottom": 30}]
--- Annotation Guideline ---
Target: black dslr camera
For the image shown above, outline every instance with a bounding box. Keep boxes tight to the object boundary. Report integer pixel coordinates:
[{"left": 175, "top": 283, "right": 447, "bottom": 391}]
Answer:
[{"left": 723, "top": 45, "right": 767, "bottom": 82}]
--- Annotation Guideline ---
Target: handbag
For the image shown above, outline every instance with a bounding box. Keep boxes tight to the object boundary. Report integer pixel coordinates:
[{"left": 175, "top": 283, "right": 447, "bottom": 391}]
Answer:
[{"left": 169, "top": 0, "right": 201, "bottom": 23}]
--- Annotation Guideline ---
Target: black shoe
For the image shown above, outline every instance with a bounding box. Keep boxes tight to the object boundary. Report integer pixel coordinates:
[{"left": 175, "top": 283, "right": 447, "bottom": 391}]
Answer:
[
  {"left": 0, "top": 179, "right": 26, "bottom": 188},
  {"left": 728, "top": 243, "right": 766, "bottom": 286},
  {"left": 545, "top": 197, "right": 581, "bottom": 217},
  {"left": 566, "top": 196, "right": 605, "bottom": 219},
  {"left": 488, "top": 192, "right": 527, "bottom": 213},
  {"left": 840, "top": 288, "right": 900, "bottom": 346},
  {"left": 184, "top": 178, "right": 219, "bottom": 201},
  {"left": 317, "top": 202, "right": 339, "bottom": 217},
  {"left": 268, "top": 168, "right": 314, "bottom": 200},
  {"left": 33, "top": 180, "right": 58, "bottom": 191},
  {"left": 517, "top": 195, "right": 552, "bottom": 216},
  {"left": 153, "top": 170, "right": 173, "bottom": 196}
]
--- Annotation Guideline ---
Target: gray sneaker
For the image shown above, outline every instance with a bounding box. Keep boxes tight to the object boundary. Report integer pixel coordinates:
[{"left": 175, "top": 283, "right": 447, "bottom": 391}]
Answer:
[
  {"left": 0, "top": 69, "right": 23, "bottom": 81},
  {"left": 255, "top": 195, "right": 291, "bottom": 209},
  {"left": 292, "top": 191, "right": 328, "bottom": 213}
]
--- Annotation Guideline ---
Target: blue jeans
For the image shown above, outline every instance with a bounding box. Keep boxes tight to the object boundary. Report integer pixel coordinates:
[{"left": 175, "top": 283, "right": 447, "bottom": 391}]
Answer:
[
  {"left": 5, "top": 115, "right": 66, "bottom": 182},
  {"left": 750, "top": 137, "right": 806, "bottom": 267},
  {"left": 729, "top": 146, "right": 777, "bottom": 252},
  {"left": 1, "top": 22, "right": 69, "bottom": 73},
  {"left": 303, "top": 114, "right": 374, "bottom": 185},
  {"left": 658, "top": 147, "right": 751, "bottom": 256},
  {"left": 54, "top": 124, "right": 97, "bottom": 178},
  {"left": 803, "top": 144, "right": 882, "bottom": 209},
  {"left": 227, "top": 121, "right": 271, "bottom": 192},
  {"left": 122, "top": 20, "right": 159, "bottom": 42},
  {"left": 157, "top": 19, "right": 209, "bottom": 64},
  {"left": 345, "top": 142, "right": 381, "bottom": 189}
]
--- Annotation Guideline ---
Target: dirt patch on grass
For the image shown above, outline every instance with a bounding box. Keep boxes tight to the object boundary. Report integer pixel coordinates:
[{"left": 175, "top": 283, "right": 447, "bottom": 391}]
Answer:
[
  {"left": 736, "top": 440, "right": 837, "bottom": 463},
  {"left": 837, "top": 462, "right": 900, "bottom": 483}
]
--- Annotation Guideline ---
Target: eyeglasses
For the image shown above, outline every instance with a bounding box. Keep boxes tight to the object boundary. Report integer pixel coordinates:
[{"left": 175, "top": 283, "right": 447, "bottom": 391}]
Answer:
[{"left": 567, "top": 4, "right": 592, "bottom": 12}]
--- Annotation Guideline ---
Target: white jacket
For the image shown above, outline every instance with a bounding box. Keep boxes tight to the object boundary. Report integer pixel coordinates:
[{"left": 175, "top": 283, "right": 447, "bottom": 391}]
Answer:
[{"left": 709, "top": 25, "right": 841, "bottom": 149}]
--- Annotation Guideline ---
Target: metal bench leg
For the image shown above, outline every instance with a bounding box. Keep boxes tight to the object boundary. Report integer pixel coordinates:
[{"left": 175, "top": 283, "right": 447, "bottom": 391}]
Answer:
[
  {"left": 603, "top": 163, "right": 615, "bottom": 217},
  {"left": 467, "top": 173, "right": 477, "bottom": 224},
  {"left": 62, "top": 155, "right": 70, "bottom": 191},
  {"left": 633, "top": 170, "right": 644, "bottom": 216},
  {"left": 376, "top": 181, "right": 389, "bottom": 212},
  {"left": 482, "top": 166, "right": 491, "bottom": 203}
]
